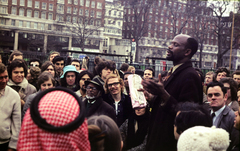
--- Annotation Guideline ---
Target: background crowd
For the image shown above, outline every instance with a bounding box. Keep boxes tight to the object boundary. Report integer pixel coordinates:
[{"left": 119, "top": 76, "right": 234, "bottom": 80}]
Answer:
[{"left": 0, "top": 34, "right": 240, "bottom": 151}]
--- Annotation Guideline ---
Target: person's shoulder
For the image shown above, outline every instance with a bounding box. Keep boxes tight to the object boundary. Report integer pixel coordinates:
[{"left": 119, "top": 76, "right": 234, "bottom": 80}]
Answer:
[
  {"left": 223, "top": 106, "right": 235, "bottom": 118},
  {"left": 5, "top": 86, "right": 19, "bottom": 96}
]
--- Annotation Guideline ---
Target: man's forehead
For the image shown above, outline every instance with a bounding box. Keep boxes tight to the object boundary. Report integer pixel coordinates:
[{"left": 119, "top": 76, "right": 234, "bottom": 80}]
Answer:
[
  {"left": 66, "top": 72, "right": 75, "bottom": 75},
  {"left": 72, "top": 61, "right": 80, "bottom": 64},
  {"left": 172, "top": 35, "right": 190, "bottom": 45},
  {"left": 108, "top": 77, "right": 119, "bottom": 83},
  {"left": 56, "top": 60, "right": 64, "bottom": 63},
  {"left": 207, "top": 86, "right": 222, "bottom": 93}
]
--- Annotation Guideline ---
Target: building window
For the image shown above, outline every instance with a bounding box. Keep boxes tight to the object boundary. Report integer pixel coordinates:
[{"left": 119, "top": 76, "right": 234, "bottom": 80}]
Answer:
[
  {"left": 48, "top": 13, "right": 53, "bottom": 20},
  {"left": 85, "top": 10, "right": 89, "bottom": 16},
  {"left": 74, "top": 0, "right": 78, "bottom": 5},
  {"left": 97, "top": 2, "right": 102, "bottom": 9},
  {"left": 57, "top": 5, "right": 64, "bottom": 13},
  {"left": 27, "top": 0, "right": 32, "bottom": 7},
  {"left": 67, "top": 7, "right": 71, "bottom": 14},
  {"left": 90, "top": 10, "right": 94, "bottom": 17},
  {"left": 20, "top": 0, "right": 25, "bottom": 6},
  {"left": 41, "top": 12, "right": 46, "bottom": 19},
  {"left": 0, "top": 6, "right": 7, "bottom": 14},
  {"left": 96, "top": 20, "right": 100, "bottom": 26},
  {"left": 73, "top": 16, "right": 77, "bottom": 23},
  {"left": 80, "top": 0, "right": 84, "bottom": 6},
  {"left": 42, "top": 2, "right": 46, "bottom": 9},
  {"left": 48, "top": 24, "right": 52, "bottom": 30},
  {"left": 91, "top": 1, "right": 95, "bottom": 8},
  {"left": 27, "top": 9, "right": 32, "bottom": 17},
  {"left": 66, "top": 16, "right": 71, "bottom": 22},
  {"left": 26, "top": 21, "right": 30, "bottom": 28},
  {"left": 89, "top": 19, "right": 93, "bottom": 25},
  {"left": 86, "top": 0, "right": 90, "bottom": 7},
  {"left": 12, "top": 0, "right": 17, "bottom": 5},
  {"left": 49, "top": 4, "right": 53, "bottom": 11},
  {"left": 11, "top": 19, "right": 15, "bottom": 26},
  {"left": 34, "top": 11, "right": 39, "bottom": 18},
  {"left": 96, "top": 12, "right": 101, "bottom": 18},
  {"left": 19, "top": 21, "right": 23, "bottom": 27},
  {"left": 11, "top": 7, "right": 17, "bottom": 15},
  {"left": 73, "top": 8, "right": 77, "bottom": 14},
  {"left": 35, "top": 1, "right": 39, "bottom": 8},
  {"left": 79, "top": 9, "right": 83, "bottom": 15},
  {"left": 68, "top": 0, "right": 71, "bottom": 4},
  {"left": 19, "top": 8, "right": 24, "bottom": 16}
]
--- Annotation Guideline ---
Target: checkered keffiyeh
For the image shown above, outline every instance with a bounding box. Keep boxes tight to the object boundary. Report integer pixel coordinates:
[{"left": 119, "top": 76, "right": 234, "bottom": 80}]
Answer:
[{"left": 17, "top": 90, "right": 90, "bottom": 151}]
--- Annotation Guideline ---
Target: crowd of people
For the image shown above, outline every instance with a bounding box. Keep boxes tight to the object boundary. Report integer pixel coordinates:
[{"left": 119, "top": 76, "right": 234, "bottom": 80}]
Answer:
[{"left": 0, "top": 34, "right": 240, "bottom": 151}]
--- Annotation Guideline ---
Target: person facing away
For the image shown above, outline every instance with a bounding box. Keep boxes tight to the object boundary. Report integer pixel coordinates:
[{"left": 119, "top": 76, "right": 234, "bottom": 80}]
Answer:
[{"left": 142, "top": 34, "right": 203, "bottom": 151}]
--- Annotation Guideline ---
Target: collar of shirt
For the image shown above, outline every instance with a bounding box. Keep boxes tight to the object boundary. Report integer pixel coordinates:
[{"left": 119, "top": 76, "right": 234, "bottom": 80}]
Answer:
[
  {"left": 0, "top": 88, "right": 5, "bottom": 97},
  {"left": 172, "top": 63, "right": 183, "bottom": 73},
  {"left": 88, "top": 99, "right": 96, "bottom": 104},
  {"left": 228, "top": 102, "right": 232, "bottom": 107},
  {"left": 211, "top": 105, "right": 226, "bottom": 118}
]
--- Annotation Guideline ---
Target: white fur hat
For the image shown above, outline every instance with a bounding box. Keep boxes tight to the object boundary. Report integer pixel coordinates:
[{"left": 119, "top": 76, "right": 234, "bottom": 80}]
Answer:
[{"left": 177, "top": 126, "right": 230, "bottom": 151}]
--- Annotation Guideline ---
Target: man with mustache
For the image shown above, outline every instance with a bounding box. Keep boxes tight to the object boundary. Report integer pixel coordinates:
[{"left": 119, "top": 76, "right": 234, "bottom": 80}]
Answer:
[
  {"left": 142, "top": 34, "right": 203, "bottom": 151},
  {"left": 76, "top": 70, "right": 93, "bottom": 98}
]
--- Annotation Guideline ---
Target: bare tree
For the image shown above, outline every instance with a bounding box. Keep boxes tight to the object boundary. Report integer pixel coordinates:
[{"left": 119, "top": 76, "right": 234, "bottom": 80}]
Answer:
[
  {"left": 122, "top": 0, "right": 157, "bottom": 62},
  {"left": 208, "top": 0, "right": 239, "bottom": 68},
  {"left": 65, "top": 6, "right": 104, "bottom": 52}
]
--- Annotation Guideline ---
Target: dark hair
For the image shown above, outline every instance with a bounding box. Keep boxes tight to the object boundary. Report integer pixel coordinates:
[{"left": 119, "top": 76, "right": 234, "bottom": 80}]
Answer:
[
  {"left": 175, "top": 102, "right": 212, "bottom": 135},
  {"left": 71, "top": 59, "right": 80, "bottom": 65},
  {"left": 88, "top": 115, "right": 122, "bottom": 151},
  {"left": 144, "top": 67, "right": 155, "bottom": 77},
  {"left": 206, "top": 81, "right": 227, "bottom": 95},
  {"left": 9, "top": 50, "right": 23, "bottom": 62},
  {"left": 215, "top": 67, "right": 230, "bottom": 79},
  {"left": 29, "top": 58, "right": 42, "bottom": 68},
  {"left": 60, "top": 71, "right": 79, "bottom": 87},
  {"left": 219, "top": 77, "right": 238, "bottom": 100},
  {"left": 0, "top": 63, "right": 7, "bottom": 74},
  {"left": 95, "top": 60, "right": 116, "bottom": 76},
  {"left": 195, "top": 68, "right": 204, "bottom": 83},
  {"left": 41, "top": 61, "right": 56, "bottom": 76},
  {"left": 52, "top": 56, "right": 65, "bottom": 65},
  {"left": 160, "top": 70, "right": 168, "bottom": 78},
  {"left": 185, "top": 37, "right": 198, "bottom": 58},
  {"left": 94, "top": 56, "right": 102, "bottom": 65},
  {"left": 37, "top": 71, "right": 55, "bottom": 89},
  {"left": 120, "top": 63, "right": 129, "bottom": 72},
  {"left": 232, "top": 70, "right": 240, "bottom": 77},
  {"left": 8, "top": 59, "right": 28, "bottom": 80},
  {"left": 77, "top": 70, "right": 93, "bottom": 84}
]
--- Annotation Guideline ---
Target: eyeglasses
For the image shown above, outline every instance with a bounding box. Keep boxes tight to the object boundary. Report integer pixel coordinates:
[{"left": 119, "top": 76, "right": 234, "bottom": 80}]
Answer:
[
  {"left": 207, "top": 93, "right": 221, "bottom": 98},
  {"left": 81, "top": 78, "right": 91, "bottom": 81},
  {"left": 107, "top": 82, "right": 120, "bottom": 88},
  {"left": 86, "top": 86, "right": 98, "bottom": 91}
]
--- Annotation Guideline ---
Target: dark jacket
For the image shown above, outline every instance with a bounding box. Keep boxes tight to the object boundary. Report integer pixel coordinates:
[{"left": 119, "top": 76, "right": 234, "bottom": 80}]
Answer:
[
  {"left": 83, "top": 97, "right": 116, "bottom": 122},
  {"left": 103, "top": 93, "right": 133, "bottom": 127},
  {"left": 213, "top": 106, "right": 239, "bottom": 151},
  {"left": 146, "top": 61, "right": 203, "bottom": 151}
]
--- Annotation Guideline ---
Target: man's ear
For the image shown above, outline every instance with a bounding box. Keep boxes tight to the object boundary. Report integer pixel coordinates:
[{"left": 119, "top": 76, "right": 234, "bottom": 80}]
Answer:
[
  {"left": 224, "top": 93, "right": 228, "bottom": 102},
  {"left": 185, "top": 48, "right": 192, "bottom": 57}
]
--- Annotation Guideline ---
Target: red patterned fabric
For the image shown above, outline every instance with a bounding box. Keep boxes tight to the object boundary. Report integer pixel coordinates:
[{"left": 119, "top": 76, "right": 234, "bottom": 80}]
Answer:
[{"left": 17, "top": 91, "right": 90, "bottom": 151}]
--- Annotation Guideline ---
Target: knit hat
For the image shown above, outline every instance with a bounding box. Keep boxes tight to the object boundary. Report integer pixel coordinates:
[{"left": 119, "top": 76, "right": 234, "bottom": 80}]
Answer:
[
  {"left": 177, "top": 126, "right": 230, "bottom": 151},
  {"left": 17, "top": 87, "right": 90, "bottom": 151},
  {"left": 85, "top": 78, "right": 104, "bottom": 93},
  {"left": 60, "top": 65, "right": 79, "bottom": 79}
]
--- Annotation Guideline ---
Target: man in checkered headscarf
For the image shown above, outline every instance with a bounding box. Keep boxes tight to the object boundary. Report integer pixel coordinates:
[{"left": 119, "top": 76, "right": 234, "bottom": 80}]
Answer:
[{"left": 17, "top": 88, "right": 90, "bottom": 151}]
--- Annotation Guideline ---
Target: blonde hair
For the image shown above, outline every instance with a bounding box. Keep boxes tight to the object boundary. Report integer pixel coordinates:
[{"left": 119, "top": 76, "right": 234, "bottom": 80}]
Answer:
[
  {"left": 104, "top": 74, "right": 124, "bottom": 94},
  {"left": 127, "top": 66, "right": 135, "bottom": 72}
]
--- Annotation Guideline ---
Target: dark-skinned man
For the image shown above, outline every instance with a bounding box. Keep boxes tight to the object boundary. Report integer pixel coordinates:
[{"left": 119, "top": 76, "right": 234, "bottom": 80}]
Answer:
[{"left": 141, "top": 34, "right": 203, "bottom": 151}]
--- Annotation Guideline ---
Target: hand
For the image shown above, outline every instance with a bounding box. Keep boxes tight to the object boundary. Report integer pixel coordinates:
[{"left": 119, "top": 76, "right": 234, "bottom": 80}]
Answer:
[{"left": 21, "top": 99, "right": 25, "bottom": 106}]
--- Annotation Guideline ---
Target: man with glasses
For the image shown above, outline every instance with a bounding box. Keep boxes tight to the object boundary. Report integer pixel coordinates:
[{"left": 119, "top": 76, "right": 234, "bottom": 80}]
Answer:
[
  {"left": 83, "top": 78, "right": 116, "bottom": 121},
  {"left": 76, "top": 70, "right": 93, "bottom": 98},
  {"left": 52, "top": 56, "right": 65, "bottom": 81},
  {"left": 71, "top": 59, "right": 81, "bottom": 72},
  {"left": 0, "top": 63, "right": 21, "bottom": 151},
  {"left": 207, "top": 81, "right": 239, "bottom": 151},
  {"left": 104, "top": 74, "right": 133, "bottom": 127}
]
